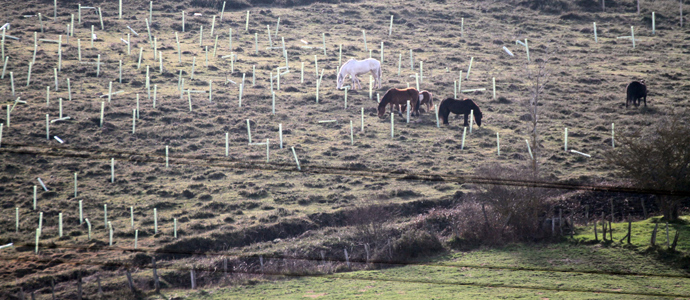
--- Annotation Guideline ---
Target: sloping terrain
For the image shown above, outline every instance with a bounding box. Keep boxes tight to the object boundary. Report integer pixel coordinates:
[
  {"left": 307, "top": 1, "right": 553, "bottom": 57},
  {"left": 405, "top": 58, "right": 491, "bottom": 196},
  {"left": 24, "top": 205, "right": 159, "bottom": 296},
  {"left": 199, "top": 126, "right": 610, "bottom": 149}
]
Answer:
[{"left": 0, "top": 0, "right": 689, "bottom": 298}]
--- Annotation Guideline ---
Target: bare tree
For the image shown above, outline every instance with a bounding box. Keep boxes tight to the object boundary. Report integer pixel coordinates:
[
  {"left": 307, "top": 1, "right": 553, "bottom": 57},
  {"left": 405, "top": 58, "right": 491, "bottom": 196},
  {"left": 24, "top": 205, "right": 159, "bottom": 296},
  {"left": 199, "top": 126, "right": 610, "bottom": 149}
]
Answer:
[
  {"left": 606, "top": 114, "right": 690, "bottom": 221},
  {"left": 524, "top": 49, "right": 551, "bottom": 177}
]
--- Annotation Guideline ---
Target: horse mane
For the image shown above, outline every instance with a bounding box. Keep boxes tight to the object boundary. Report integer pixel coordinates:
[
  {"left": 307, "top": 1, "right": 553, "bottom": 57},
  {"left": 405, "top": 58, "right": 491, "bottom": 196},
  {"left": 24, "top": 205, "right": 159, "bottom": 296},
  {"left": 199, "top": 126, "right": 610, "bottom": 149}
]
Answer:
[{"left": 378, "top": 91, "right": 393, "bottom": 111}]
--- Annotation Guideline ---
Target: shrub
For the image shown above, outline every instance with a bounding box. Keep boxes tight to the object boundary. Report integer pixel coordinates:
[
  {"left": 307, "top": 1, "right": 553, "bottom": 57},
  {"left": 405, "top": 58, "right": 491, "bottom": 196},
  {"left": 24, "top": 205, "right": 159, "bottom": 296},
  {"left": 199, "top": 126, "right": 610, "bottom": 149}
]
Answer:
[
  {"left": 388, "top": 230, "right": 444, "bottom": 261},
  {"left": 606, "top": 114, "right": 690, "bottom": 221}
]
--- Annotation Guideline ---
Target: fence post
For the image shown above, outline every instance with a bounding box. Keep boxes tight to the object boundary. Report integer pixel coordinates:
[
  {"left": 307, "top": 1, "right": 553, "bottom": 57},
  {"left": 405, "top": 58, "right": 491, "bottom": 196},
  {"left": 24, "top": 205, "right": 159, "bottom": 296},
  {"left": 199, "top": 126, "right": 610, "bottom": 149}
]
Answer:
[
  {"left": 364, "top": 244, "right": 370, "bottom": 264},
  {"left": 627, "top": 215, "right": 632, "bottom": 244},
  {"left": 601, "top": 212, "right": 607, "bottom": 242},
  {"left": 344, "top": 248, "right": 350, "bottom": 269},
  {"left": 97, "top": 275, "right": 103, "bottom": 297},
  {"left": 190, "top": 268, "right": 196, "bottom": 289},
  {"left": 77, "top": 270, "right": 82, "bottom": 300},
  {"left": 651, "top": 222, "right": 659, "bottom": 247},
  {"left": 152, "top": 257, "right": 160, "bottom": 292},
  {"left": 671, "top": 231, "right": 680, "bottom": 251},
  {"left": 126, "top": 269, "right": 136, "bottom": 294}
]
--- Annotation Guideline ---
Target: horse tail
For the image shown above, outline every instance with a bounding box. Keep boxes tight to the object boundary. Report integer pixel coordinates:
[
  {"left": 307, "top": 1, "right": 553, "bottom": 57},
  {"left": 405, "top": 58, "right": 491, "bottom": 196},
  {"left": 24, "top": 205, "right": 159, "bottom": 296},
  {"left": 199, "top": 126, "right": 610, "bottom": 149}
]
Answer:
[
  {"left": 377, "top": 64, "right": 382, "bottom": 87},
  {"left": 439, "top": 99, "right": 450, "bottom": 124},
  {"left": 414, "top": 91, "right": 421, "bottom": 115}
]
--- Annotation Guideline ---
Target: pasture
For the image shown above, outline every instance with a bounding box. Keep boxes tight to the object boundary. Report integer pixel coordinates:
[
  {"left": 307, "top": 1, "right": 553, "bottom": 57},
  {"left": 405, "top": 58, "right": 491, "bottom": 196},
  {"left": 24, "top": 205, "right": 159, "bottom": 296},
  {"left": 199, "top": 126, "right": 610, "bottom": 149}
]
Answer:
[{"left": 0, "top": 0, "right": 689, "bottom": 298}]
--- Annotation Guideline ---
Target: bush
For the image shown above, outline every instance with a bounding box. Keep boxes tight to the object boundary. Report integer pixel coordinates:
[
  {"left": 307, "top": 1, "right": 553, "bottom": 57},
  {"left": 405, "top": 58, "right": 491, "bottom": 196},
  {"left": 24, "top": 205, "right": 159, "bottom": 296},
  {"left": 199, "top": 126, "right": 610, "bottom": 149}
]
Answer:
[
  {"left": 607, "top": 114, "right": 690, "bottom": 221},
  {"left": 388, "top": 230, "right": 444, "bottom": 261},
  {"left": 346, "top": 203, "right": 397, "bottom": 247},
  {"left": 471, "top": 164, "right": 555, "bottom": 241}
]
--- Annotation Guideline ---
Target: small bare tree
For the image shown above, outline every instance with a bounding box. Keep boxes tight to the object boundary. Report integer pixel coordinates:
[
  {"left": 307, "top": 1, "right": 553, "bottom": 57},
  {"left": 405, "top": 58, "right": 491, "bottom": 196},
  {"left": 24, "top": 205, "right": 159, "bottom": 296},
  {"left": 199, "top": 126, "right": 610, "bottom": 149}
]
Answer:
[{"left": 524, "top": 48, "right": 551, "bottom": 177}]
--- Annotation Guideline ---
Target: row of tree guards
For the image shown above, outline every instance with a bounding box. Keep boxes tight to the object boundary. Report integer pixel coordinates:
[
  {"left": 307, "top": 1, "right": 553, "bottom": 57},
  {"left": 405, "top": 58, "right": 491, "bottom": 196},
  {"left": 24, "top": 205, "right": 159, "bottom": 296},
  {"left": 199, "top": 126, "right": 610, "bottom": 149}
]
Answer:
[{"left": 1, "top": 0, "right": 680, "bottom": 232}]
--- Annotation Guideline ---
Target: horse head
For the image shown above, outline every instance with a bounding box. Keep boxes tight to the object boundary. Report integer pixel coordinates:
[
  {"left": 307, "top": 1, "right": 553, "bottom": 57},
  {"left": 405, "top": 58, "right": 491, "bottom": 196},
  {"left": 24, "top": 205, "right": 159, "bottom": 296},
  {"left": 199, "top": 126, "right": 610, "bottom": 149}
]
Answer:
[
  {"left": 474, "top": 105, "right": 483, "bottom": 127},
  {"left": 336, "top": 71, "right": 345, "bottom": 89},
  {"left": 377, "top": 102, "right": 387, "bottom": 118}
]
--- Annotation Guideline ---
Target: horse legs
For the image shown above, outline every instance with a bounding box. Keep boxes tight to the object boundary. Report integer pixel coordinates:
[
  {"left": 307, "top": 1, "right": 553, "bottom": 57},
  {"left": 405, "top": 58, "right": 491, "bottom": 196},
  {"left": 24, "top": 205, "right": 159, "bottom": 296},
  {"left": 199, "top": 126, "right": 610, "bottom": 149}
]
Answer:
[
  {"left": 352, "top": 75, "right": 362, "bottom": 90},
  {"left": 372, "top": 69, "right": 381, "bottom": 89},
  {"left": 463, "top": 113, "right": 470, "bottom": 127}
]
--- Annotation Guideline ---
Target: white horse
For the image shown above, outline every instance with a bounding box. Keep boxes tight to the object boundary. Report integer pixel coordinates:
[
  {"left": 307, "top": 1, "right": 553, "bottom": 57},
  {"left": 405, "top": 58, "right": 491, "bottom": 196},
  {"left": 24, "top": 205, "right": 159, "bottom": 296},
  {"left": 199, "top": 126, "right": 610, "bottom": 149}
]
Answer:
[{"left": 336, "top": 58, "right": 382, "bottom": 90}]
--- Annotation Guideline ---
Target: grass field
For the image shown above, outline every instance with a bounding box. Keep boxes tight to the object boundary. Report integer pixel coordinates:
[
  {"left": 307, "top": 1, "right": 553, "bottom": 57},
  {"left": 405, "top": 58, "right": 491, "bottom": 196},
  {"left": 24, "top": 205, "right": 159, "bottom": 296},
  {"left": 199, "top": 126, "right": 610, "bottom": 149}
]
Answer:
[
  {"left": 1, "top": 0, "right": 689, "bottom": 298},
  {"left": 151, "top": 218, "right": 690, "bottom": 299}
]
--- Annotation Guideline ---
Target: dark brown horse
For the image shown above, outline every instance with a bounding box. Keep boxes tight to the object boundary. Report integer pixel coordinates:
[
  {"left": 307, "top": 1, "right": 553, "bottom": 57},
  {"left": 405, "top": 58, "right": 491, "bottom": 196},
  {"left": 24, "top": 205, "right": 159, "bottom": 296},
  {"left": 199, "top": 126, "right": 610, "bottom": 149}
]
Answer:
[
  {"left": 377, "top": 88, "right": 421, "bottom": 118},
  {"left": 438, "top": 98, "right": 483, "bottom": 127},
  {"left": 626, "top": 80, "right": 647, "bottom": 108}
]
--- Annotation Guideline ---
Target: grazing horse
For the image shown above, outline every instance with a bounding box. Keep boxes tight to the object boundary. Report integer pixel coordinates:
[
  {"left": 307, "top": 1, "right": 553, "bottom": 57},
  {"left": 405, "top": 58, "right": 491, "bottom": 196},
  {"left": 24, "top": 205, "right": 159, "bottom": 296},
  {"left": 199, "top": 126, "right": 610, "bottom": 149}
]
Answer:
[
  {"left": 399, "top": 90, "right": 433, "bottom": 114},
  {"left": 377, "top": 88, "right": 421, "bottom": 118},
  {"left": 337, "top": 58, "right": 382, "bottom": 90},
  {"left": 626, "top": 80, "right": 647, "bottom": 108},
  {"left": 438, "top": 98, "right": 483, "bottom": 127},
  {"left": 419, "top": 90, "right": 434, "bottom": 112}
]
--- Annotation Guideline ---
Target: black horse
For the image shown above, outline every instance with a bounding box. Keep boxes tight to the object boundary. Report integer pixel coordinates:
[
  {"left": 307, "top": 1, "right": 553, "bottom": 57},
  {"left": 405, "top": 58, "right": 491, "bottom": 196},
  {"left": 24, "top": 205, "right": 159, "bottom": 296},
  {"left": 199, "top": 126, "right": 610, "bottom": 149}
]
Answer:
[
  {"left": 438, "top": 98, "right": 483, "bottom": 127},
  {"left": 626, "top": 80, "right": 647, "bottom": 108}
]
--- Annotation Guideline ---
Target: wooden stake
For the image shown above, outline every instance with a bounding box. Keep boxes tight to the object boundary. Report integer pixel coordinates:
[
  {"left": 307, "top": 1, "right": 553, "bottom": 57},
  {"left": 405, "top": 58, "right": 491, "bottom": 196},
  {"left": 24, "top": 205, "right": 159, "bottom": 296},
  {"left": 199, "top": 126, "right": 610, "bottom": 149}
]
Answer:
[
  {"left": 77, "top": 271, "right": 82, "bottom": 300},
  {"left": 190, "top": 268, "right": 196, "bottom": 289},
  {"left": 126, "top": 269, "right": 136, "bottom": 294},
  {"left": 153, "top": 257, "right": 160, "bottom": 292}
]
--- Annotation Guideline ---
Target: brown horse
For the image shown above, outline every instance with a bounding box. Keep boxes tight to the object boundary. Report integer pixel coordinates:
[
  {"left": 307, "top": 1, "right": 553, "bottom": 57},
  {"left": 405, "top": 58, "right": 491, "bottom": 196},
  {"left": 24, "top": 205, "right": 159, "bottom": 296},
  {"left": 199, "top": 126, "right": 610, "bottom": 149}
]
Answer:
[
  {"left": 400, "top": 90, "right": 433, "bottom": 113},
  {"left": 419, "top": 90, "right": 434, "bottom": 112},
  {"left": 377, "top": 88, "right": 421, "bottom": 118}
]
